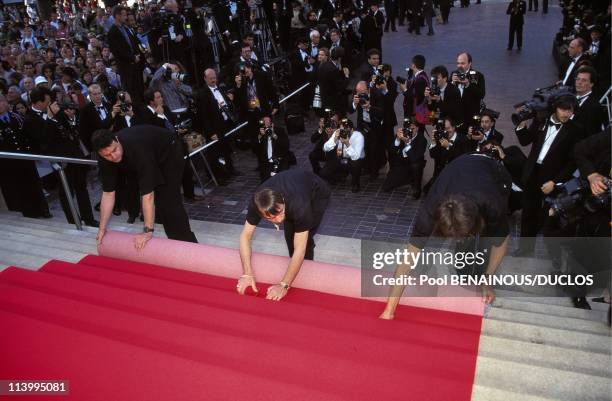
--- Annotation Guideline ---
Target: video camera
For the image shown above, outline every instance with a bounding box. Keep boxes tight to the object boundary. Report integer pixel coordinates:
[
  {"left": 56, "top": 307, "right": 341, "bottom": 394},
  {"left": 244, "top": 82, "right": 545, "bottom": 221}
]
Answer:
[
  {"left": 511, "top": 85, "right": 574, "bottom": 125},
  {"left": 546, "top": 177, "right": 612, "bottom": 228},
  {"left": 151, "top": 8, "right": 182, "bottom": 33},
  {"left": 175, "top": 118, "right": 193, "bottom": 133}
]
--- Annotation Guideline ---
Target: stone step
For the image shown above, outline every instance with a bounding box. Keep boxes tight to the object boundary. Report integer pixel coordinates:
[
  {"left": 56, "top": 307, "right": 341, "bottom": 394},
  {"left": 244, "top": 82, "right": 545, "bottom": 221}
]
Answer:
[
  {"left": 0, "top": 230, "right": 98, "bottom": 255},
  {"left": 482, "top": 318, "right": 611, "bottom": 354},
  {"left": 493, "top": 296, "right": 608, "bottom": 323},
  {"left": 471, "top": 384, "right": 562, "bottom": 401},
  {"left": 477, "top": 335, "right": 610, "bottom": 378},
  {"left": 0, "top": 239, "right": 85, "bottom": 264},
  {"left": 474, "top": 355, "right": 610, "bottom": 401},
  {"left": 0, "top": 252, "right": 51, "bottom": 271}
]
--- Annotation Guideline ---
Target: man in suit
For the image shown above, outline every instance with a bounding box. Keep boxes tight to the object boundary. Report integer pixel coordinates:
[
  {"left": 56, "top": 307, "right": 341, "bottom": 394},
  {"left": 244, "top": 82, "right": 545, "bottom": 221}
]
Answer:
[
  {"left": 513, "top": 97, "right": 584, "bottom": 256},
  {"left": 466, "top": 110, "right": 504, "bottom": 151},
  {"left": 355, "top": 48, "right": 381, "bottom": 82},
  {"left": 289, "top": 37, "right": 317, "bottom": 111},
  {"left": 197, "top": 68, "right": 239, "bottom": 180},
  {"left": 22, "top": 87, "right": 61, "bottom": 156},
  {"left": 425, "top": 65, "right": 462, "bottom": 123},
  {"left": 141, "top": 88, "right": 178, "bottom": 129},
  {"left": 360, "top": 2, "right": 385, "bottom": 56},
  {"left": 309, "top": 115, "right": 337, "bottom": 174},
  {"left": 328, "top": 28, "right": 352, "bottom": 71},
  {"left": 255, "top": 116, "right": 291, "bottom": 182},
  {"left": 506, "top": 0, "right": 526, "bottom": 50},
  {"left": 573, "top": 66, "right": 607, "bottom": 138},
  {"left": 148, "top": 0, "right": 187, "bottom": 65},
  {"left": 559, "top": 38, "right": 589, "bottom": 88},
  {"left": 376, "top": 73, "right": 398, "bottom": 151},
  {"left": 384, "top": 0, "right": 398, "bottom": 32},
  {"left": 79, "top": 83, "right": 114, "bottom": 152},
  {"left": 401, "top": 55, "right": 429, "bottom": 123},
  {"left": 351, "top": 80, "right": 384, "bottom": 179},
  {"left": 233, "top": 61, "right": 279, "bottom": 151},
  {"left": 0, "top": 93, "right": 50, "bottom": 219},
  {"left": 108, "top": 6, "right": 145, "bottom": 102},
  {"left": 382, "top": 122, "right": 427, "bottom": 196},
  {"left": 317, "top": 47, "right": 350, "bottom": 116},
  {"left": 451, "top": 52, "right": 486, "bottom": 129}
]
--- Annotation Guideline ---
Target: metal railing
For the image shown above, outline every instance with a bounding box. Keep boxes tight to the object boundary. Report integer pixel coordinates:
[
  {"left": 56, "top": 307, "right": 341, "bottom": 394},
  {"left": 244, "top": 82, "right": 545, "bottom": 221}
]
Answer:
[
  {"left": 184, "top": 83, "right": 310, "bottom": 191},
  {"left": 0, "top": 151, "right": 97, "bottom": 231},
  {"left": 599, "top": 85, "right": 612, "bottom": 125}
]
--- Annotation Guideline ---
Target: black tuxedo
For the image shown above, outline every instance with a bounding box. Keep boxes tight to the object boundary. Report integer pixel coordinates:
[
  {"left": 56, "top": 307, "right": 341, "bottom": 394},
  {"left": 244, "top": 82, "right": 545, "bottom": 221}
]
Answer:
[
  {"left": 428, "top": 132, "right": 471, "bottom": 177},
  {"left": 22, "top": 108, "right": 61, "bottom": 155},
  {"left": 381, "top": 87, "right": 398, "bottom": 149},
  {"left": 516, "top": 118, "right": 584, "bottom": 250},
  {"left": 559, "top": 54, "right": 590, "bottom": 87},
  {"left": 427, "top": 83, "right": 461, "bottom": 122},
  {"left": 383, "top": 131, "right": 427, "bottom": 193},
  {"left": 507, "top": 0, "right": 526, "bottom": 49},
  {"left": 356, "top": 62, "right": 379, "bottom": 82},
  {"left": 467, "top": 128, "right": 504, "bottom": 151},
  {"left": 309, "top": 127, "right": 330, "bottom": 174},
  {"left": 108, "top": 23, "right": 145, "bottom": 100},
  {"left": 289, "top": 48, "right": 315, "bottom": 87},
  {"left": 255, "top": 126, "right": 290, "bottom": 182},
  {"left": 350, "top": 88, "right": 385, "bottom": 175},
  {"left": 574, "top": 94, "right": 607, "bottom": 138},
  {"left": 451, "top": 69, "right": 486, "bottom": 127},
  {"left": 79, "top": 101, "right": 114, "bottom": 151},
  {"left": 140, "top": 105, "right": 178, "bottom": 129},
  {"left": 317, "top": 60, "right": 349, "bottom": 114},
  {"left": 234, "top": 72, "right": 279, "bottom": 118},
  {"left": 360, "top": 10, "right": 385, "bottom": 54},
  {"left": 0, "top": 112, "right": 49, "bottom": 218}
]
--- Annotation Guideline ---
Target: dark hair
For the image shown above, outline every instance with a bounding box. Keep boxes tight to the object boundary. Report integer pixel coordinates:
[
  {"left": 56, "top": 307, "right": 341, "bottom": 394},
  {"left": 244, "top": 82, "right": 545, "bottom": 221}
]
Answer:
[
  {"left": 112, "top": 5, "right": 127, "bottom": 18},
  {"left": 366, "top": 49, "right": 380, "bottom": 59},
  {"left": 432, "top": 195, "right": 483, "bottom": 238},
  {"left": 553, "top": 95, "right": 576, "bottom": 111},
  {"left": 443, "top": 116, "right": 456, "bottom": 127},
  {"left": 329, "top": 28, "right": 341, "bottom": 36},
  {"left": 91, "top": 129, "right": 116, "bottom": 152},
  {"left": 143, "top": 87, "right": 160, "bottom": 105},
  {"left": 431, "top": 65, "right": 449, "bottom": 79},
  {"left": 458, "top": 52, "right": 473, "bottom": 63},
  {"left": 576, "top": 65, "right": 598, "bottom": 86},
  {"left": 253, "top": 189, "right": 285, "bottom": 216},
  {"left": 330, "top": 46, "right": 345, "bottom": 60},
  {"left": 412, "top": 55, "right": 426, "bottom": 70},
  {"left": 29, "top": 87, "right": 51, "bottom": 104}
]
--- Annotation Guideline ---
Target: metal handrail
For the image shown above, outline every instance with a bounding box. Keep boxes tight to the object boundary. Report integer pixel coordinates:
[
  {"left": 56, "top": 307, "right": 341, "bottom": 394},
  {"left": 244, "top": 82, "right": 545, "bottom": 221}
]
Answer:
[
  {"left": 598, "top": 85, "right": 612, "bottom": 125},
  {"left": 0, "top": 151, "right": 98, "bottom": 231}
]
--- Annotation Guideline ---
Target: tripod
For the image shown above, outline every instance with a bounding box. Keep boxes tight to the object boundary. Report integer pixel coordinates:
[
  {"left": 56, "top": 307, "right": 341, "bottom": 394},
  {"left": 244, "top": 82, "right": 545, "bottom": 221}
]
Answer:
[
  {"left": 244, "top": 1, "right": 279, "bottom": 62},
  {"left": 202, "top": 10, "right": 227, "bottom": 71}
]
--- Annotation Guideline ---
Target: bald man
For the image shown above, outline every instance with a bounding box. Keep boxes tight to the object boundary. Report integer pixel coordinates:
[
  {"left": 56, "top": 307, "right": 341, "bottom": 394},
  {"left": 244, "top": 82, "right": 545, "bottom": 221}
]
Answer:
[{"left": 195, "top": 68, "right": 239, "bottom": 179}]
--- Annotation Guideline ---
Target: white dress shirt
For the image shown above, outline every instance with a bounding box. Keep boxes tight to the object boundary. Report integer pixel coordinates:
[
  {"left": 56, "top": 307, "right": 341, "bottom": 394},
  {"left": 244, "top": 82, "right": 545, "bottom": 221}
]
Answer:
[
  {"left": 562, "top": 54, "right": 582, "bottom": 85},
  {"left": 576, "top": 91, "right": 591, "bottom": 107},
  {"left": 323, "top": 130, "right": 365, "bottom": 160},
  {"left": 536, "top": 118, "right": 562, "bottom": 164}
]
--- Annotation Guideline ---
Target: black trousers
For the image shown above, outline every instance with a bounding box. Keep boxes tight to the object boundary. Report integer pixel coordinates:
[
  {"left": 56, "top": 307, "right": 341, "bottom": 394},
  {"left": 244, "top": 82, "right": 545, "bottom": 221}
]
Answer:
[
  {"left": 382, "top": 159, "right": 425, "bottom": 192},
  {"left": 155, "top": 139, "right": 198, "bottom": 243},
  {"left": 440, "top": 2, "right": 451, "bottom": 22},
  {"left": 364, "top": 127, "right": 386, "bottom": 175},
  {"left": 309, "top": 147, "right": 325, "bottom": 174},
  {"left": 319, "top": 156, "right": 364, "bottom": 187},
  {"left": 57, "top": 164, "right": 95, "bottom": 224},
  {"left": 0, "top": 159, "right": 49, "bottom": 218},
  {"left": 118, "top": 62, "right": 144, "bottom": 102},
  {"left": 508, "top": 22, "right": 523, "bottom": 49},
  {"left": 519, "top": 174, "right": 548, "bottom": 251},
  {"left": 384, "top": 2, "right": 398, "bottom": 30},
  {"left": 397, "top": 0, "right": 408, "bottom": 24},
  {"left": 283, "top": 193, "right": 330, "bottom": 260},
  {"left": 528, "top": 0, "right": 538, "bottom": 10}
]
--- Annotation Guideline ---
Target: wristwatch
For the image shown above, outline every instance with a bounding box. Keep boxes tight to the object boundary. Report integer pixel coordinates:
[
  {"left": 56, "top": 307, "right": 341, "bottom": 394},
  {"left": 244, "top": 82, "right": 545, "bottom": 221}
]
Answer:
[
  {"left": 279, "top": 281, "right": 290, "bottom": 290},
  {"left": 143, "top": 226, "right": 155, "bottom": 233}
]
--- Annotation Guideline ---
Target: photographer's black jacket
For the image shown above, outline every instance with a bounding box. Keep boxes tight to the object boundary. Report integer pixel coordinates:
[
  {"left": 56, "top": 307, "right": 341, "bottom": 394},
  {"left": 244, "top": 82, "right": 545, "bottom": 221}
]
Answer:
[
  {"left": 255, "top": 126, "right": 290, "bottom": 165},
  {"left": 234, "top": 72, "right": 279, "bottom": 118},
  {"left": 451, "top": 69, "right": 486, "bottom": 126},
  {"left": 427, "top": 83, "right": 461, "bottom": 122},
  {"left": 574, "top": 127, "right": 611, "bottom": 179}
]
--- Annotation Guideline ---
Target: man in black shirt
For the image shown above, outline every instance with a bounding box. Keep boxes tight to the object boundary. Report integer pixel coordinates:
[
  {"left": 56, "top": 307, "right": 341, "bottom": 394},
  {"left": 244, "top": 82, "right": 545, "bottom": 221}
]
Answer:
[
  {"left": 93, "top": 126, "right": 198, "bottom": 249},
  {"left": 237, "top": 169, "right": 331, "bottom": 301},
  {"left": 380, "top": 154, "right": 512, "bottom": 319}
]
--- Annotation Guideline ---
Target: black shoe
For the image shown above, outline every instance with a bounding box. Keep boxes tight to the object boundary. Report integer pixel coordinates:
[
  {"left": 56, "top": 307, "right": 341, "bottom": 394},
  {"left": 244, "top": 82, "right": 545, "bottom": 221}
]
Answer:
[
  {"left": 392, "top": 28, "right": 397, "bottom": 32},
  {"left": 139, "top": 214, "right": 144, "bottom": 222},
  {"left": 113, "top": 206, "right": 121, "bottom": 216},
  {"left": 571, "top": 297, "right": 591, "bottom": 310},
  {"left": 384, "top": 28, "right": 389, "bottom": 32},
  {"left": 512, "top": 247, "right": 534, "bottom": 257},
  {"left": 427, "top": 31, "right": 434, "bottom": 36},
  {"left": 517, "top": 47, "right": 522, "bottom": 51},
  {"left": 127, "top": 215, "right": 137, "bottom": 224},
  {"left": 412, "top": 191, "right": 421, "bottom": 200},
  {"left": 41, "top": 212, "right": 53, "bottom": 219},
  {"left": 591, "top": 297, "right": 611, "bottom": 304},
  {"left": 351, "top": 184, "right": 360, "bottom": 193},
  {"left": 507, "top": 46, "right": 512, "bottom": 50},
  {"left": 84, "top": 219, "right": 99, "bottom": 228}
]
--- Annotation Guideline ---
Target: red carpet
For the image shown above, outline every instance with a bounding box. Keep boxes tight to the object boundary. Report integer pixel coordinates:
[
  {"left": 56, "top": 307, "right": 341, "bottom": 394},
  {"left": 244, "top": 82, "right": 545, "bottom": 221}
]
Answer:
[{"left": 0, "top": 255, "right": 483, "bottom": 401}]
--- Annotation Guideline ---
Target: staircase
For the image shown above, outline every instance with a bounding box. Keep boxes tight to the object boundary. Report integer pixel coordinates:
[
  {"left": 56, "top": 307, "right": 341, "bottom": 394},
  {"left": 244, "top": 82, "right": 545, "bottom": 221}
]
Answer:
[{"left": 0, "top": 211, "right": 609, "bottom": 401}]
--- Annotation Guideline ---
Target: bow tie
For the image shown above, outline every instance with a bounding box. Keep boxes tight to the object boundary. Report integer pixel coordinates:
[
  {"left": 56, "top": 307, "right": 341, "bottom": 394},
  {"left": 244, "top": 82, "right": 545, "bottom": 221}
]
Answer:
[
  {"left": 576, "top": 94, "right": 589, "bottom": 102},
  {"left": 210, "top": 86, "right": 218, "bottom": 91},
  {"left": 96, "top": 105, "right": 105, "bottom": 110},
  {"left": 550, "top": 122, "right": 562, "bottom": 129}
]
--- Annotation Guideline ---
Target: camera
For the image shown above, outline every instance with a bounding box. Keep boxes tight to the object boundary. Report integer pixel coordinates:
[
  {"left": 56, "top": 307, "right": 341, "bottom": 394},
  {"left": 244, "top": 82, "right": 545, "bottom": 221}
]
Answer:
[
  {"left": 511, "top": 85, "right": 574, "bottom": 125},
  {"left": 338, "top": 128, "right": 348, "bottom": 139},
  {"left": 470, "top": 115, "right": 483, "bottom": 136},
  {"left": 165, "top": 68, "right": 187, "bottom": 82},
  {"left": 433, "top": 119, "right": 447, "bottom": 141},
  {"left": 456, "top": 70, "right": 477, "bottom": 83},
  {"left": 430, "top": 76, "right": 440, "bottom": 96},
  {"left": 258, "top": 119, "right": 274, "bottom": 136},
  {"left": 117, "top": 92, "right": 132, "bottom": 113},
  {"left": 174, "top": 118, "right": 193, "bottom": 133},
  {"left": 357, "top": 92, "right": 369, "bottom": 106},
  {"left": 270, "top": 157, "right": 281, "bottom": 176},
  {"left": 546, "top": 177, "right": 612, "bottom": 228},
  {"left": 374, "top": 75, "right": 386, "bottom": 86}
]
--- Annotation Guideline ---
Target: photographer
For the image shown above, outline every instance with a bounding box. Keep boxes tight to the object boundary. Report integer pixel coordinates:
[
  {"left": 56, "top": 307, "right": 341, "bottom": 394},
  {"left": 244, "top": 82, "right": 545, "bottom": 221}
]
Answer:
[
  {"left": 573, "top": 66, "right": 607, "bottom": 138},
  {"left": 310, "top": 111, "right": 339, "bottom": 174},
  {"left": 112, "top": 91, "right": 142, "bottom": 131},
  {"left": 320, "top": 118, "right": 365, "bottom": 192},
  {"left": 401, "top": 55, "right": 429, "bottom": 126},
  {"left": 467, "top": 110, "right": 504, "bottom": 151},
  {"left": 351, "top": 80, "right": 384, "bottom": 180},
  {"left": 452, "top": 52, "right": 486, "bottom": 128},
  {"left": 380, "top": 153, "right": 512, "bottom": 319},
  {"left": 513, "top": 96, "right": 583, "bottom": 256},
  {"left": 382, "top": 120, "right": 427, "bottom": 197},
  {"left": 425, "top": 65, "right": 461, "bottom": 123},
  {"left": 255, "top": 116, "right": 290, "bottom": 183},
  {"left": 148, "top": 0, "right": 188, "bottom": 66},
  {"left": 377, "top": 70, "right": 399, "bottom": 151},
  {"left": 360, "top": 3, "right": 385, "bottom": 56},
  {"left": 79, "top": 84, "right": 115, "bottom": 153},
  {"left": 426, "top": 117, "right": 470, "bottom": 191},
  {"left": 317, "top": 46, "right": 350, "bottom": 116},
  {"left": 355, "top": 49, "right": 381, "bottom": 83},
  {"left": 150, "top": 62, "right": 193, "bottom": 115}
]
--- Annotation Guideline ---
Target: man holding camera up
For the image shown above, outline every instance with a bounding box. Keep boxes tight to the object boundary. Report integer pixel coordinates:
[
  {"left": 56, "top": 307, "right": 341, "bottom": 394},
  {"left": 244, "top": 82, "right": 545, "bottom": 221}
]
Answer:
[
  {"left": 351, "top": 80, "right": 384, "bottom": 180},
  {"left": 382, "top": 119, "right": 427, "bottom": 196},
  {"left": 150, "top": 62, "right": 193, "bottom": 118},
  {"left": 467, "top": 110, "right": 504, "bottom": 151},
  {"left": 425, "top": 65, "right": 461, "bottom": 123},
  {"left": 513, "top": 96, "right": 583, "bottom": 256},
  {"left": 401, "top": 55, "right": 429, "bottom": 128},
  {"left": 310, "top": 111, "right": 339, "bottom": 174},
  {"left": 425, "top": 117, "right": 470, "bottom": 192},
  {"left": 452, "top": 52, "right": 486, "bottom": 128},
  {"left": 320, "top": 118, "right": 366, "bottom": 192},
  {"left": 256, "top": 116, "right": 290, "bottom": 183}
]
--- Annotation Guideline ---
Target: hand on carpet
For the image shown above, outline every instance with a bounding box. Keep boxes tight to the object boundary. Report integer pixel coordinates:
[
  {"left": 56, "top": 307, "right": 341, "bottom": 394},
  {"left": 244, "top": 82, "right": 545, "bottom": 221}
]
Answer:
[
  {"left": 481, "top": 285, "right": 496, "bottom": 305},
  {"left": 379, "top": 310, "right": 394, "bottom": 320},
  {"left": 133, "top": 232, "right": 153, "bottom": 251},
  {"left": 237, "top": 275, "right": 258, "bottom": 295},
  {"left": 266, "top": 284, "right": 288, "bottom": 301},
  {"left": 96, "top": 228, "right": 106, "bottom": 246}
]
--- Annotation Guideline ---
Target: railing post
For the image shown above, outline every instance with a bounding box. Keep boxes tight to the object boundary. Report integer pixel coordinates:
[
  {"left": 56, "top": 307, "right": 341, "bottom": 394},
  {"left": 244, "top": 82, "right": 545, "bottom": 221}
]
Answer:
[
  {"left": 55, "top": 163, "right": 83, "bottom": 231},
  {"left": 188, "top": 157, "right": 208, "bottom": 194}
]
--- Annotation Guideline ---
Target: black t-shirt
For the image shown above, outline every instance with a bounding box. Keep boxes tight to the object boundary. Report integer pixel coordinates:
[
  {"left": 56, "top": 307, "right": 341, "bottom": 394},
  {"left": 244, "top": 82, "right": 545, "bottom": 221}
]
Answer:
[
  {"left": 246, "top": 169, "right": 331, "bottom": 233},
  {"left": 98, "top": 125, "right": 178, "bottom": 196},
  {"left": 411, "top": 154, "right": 512, "bottom": 248}
]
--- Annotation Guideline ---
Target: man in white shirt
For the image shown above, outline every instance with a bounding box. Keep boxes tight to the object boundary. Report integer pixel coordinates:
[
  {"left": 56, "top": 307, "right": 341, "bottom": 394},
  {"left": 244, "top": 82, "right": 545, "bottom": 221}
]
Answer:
[
  {"left": 319, "top": 118, "right": 365, "bottom": 192},
  {"left": 559, "top": 38, "right": 587, "bottom": 87}
]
